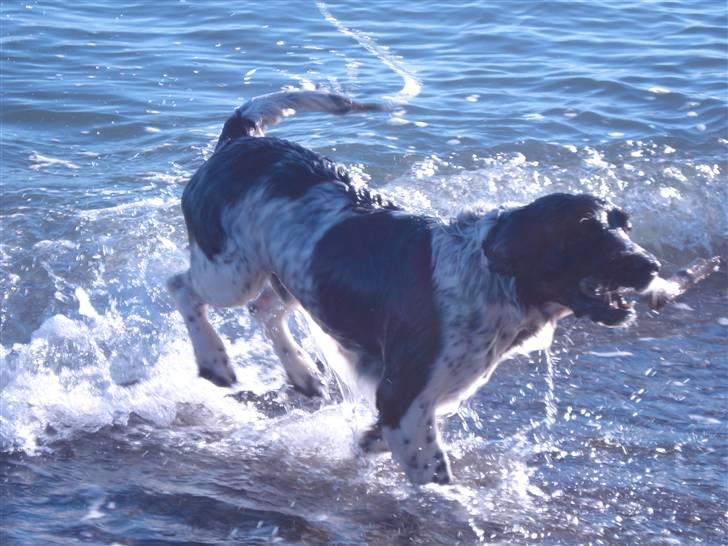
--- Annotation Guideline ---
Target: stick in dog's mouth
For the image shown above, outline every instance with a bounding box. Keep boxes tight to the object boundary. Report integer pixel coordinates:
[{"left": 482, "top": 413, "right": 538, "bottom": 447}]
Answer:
[{"left": 639, "top": 256, "right": 722, "bottom": 310}]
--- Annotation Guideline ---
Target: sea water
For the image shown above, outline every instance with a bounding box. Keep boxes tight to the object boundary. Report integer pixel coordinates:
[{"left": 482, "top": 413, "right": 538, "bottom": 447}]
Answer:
[{"left": 1, "top": 1, "right": 726, "bottom": 544}]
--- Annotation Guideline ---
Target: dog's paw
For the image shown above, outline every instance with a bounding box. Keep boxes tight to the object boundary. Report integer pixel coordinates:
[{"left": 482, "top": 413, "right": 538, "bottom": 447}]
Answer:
[
  {"left": 383, "top": 425, "right": 454, "bottom": 486},
  {"left": 358, "top": 424, "right": 388, "bottom": 454},
  {"left": 290, "top": 370, "right": 324, "bottom": 397},
  {"left": 197, "top": 354, "right": 237, "bottom": 387},
  {"left": 403, "top": 448, "right": 453, "bottom": 485},
  {"left": 278, "top": 348, "right": 325, "bottom": 397}
]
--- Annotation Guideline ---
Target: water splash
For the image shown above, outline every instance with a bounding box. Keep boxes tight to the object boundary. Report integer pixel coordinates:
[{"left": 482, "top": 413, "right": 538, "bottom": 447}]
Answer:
[
  {"left": 385, "top": 141, "right": 727, "bottom": 255},
  {"left": 316, "top": 0, "right": 421, "bottom": 104},
  {"left": 542, "top": 351, "right": 558, "bottom": 430}
]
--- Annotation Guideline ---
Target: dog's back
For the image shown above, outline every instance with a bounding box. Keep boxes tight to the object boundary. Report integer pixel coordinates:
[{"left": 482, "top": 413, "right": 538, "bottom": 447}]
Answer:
[
  {"left": 168, "top": 91, "right": 409, "bottom": 392},
  {"left": 182, "top": 137, "right": 351, "bottom": 260},
  {"left": 182, "top": 91, "right": 389, "bottom": 262}
]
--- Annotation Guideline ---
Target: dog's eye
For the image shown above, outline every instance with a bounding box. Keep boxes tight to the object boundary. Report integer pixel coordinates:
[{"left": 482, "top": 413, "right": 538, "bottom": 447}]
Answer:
[
  {"left": 564, "top": 218, "right": 603, "bottom": 254},
  {"left": 609, "top": 209, "right": 632, "bottom": 231},
  {"left": 577, "top": 218, "right": 603, "bottom": 239}
]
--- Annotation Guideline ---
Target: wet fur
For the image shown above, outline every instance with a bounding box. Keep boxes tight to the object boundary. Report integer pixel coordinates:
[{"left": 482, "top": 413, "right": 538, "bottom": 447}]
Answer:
[{"left": 168, "top": 90, "right": 660, "bottom": 485}]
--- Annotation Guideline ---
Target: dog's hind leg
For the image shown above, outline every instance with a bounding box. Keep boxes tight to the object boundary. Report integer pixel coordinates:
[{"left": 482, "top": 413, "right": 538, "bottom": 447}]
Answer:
[
  {"left": 166, "top": 271, "right": 237, "bottom": 387},
  {"left": 248, "top": 278, "right": 324, "bottom": 397},
  {"left": 168, "top": 243, "right": 268, "bottom": 387}
]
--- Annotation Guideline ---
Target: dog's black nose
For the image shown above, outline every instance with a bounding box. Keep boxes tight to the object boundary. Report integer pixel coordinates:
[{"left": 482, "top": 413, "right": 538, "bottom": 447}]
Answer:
[{"left": 623, "top": 252, "right": 661, "bottom": 281}]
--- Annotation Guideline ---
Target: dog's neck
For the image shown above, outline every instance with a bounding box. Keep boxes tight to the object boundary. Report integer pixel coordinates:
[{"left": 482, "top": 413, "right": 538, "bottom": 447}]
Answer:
[
  {"left": 434, "top": 208, "right": 517, "bottom": 303},
  {"left": 433, "top": 210, "right": 566, "bottom": 357}
]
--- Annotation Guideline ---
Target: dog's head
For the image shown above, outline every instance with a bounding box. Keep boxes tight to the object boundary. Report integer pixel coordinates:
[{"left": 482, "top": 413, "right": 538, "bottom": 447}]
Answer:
[{"left": 483, "top": 193, "right": 660, "bottom": 326}]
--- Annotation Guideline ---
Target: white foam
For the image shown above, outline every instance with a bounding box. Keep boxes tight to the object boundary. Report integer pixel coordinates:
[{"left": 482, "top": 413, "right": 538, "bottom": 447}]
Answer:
[
  {"left": 648, "top": 86, "right": 671, "bottom": 94},
  {"left": 266, "top": 403, "right": 369, "bottom": 461},
  {"left": 588, "top": 350, "right": 635, "bottom": 358},
  {"left": 383, "top": 144, "right": 726, "bottom": 253},
  {"left": 387, "top": 116, "right": 410, "bottom": 126},
  {"left": 687, "top": 414, "right": 720, "bottom": 426},
  {"left": 0, "top": 284, "right": 282, "bottom": 454},
  {"left": 76, "top": 287, "right": 101, "bottom": 321},
  {"left": 77, "top": 196, "right": 174, "bottom": 220},
  {"left": 28, "top": 152, "right": 80, "bottom": 171}
]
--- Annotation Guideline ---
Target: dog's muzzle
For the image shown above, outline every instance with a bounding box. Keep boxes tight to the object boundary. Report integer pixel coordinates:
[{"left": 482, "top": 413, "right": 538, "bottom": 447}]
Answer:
[{"left": 572, "top": 249, "right": 661, "bottom": 326}]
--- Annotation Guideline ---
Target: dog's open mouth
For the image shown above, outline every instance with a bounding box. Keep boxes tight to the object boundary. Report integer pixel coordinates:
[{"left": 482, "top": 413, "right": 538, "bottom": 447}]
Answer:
[{"left": 571, "top": 277, "right": 638, "bottom": 326}]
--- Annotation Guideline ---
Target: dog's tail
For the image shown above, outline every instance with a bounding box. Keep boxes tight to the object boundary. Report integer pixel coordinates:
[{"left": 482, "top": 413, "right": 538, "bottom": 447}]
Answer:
[{"left": 215, "top": 90, "right": 384, "bottom": 149}]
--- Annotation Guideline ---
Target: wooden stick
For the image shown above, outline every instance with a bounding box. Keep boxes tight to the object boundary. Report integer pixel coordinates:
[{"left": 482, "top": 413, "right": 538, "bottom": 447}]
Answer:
[{"left": 642, "top": 256, "right": 722, "bottom": 310}]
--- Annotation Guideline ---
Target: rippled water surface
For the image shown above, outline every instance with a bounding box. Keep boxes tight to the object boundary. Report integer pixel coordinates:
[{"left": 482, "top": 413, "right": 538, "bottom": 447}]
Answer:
[{"left": 2, "top": 1, "right": 727, "bottom": 544}]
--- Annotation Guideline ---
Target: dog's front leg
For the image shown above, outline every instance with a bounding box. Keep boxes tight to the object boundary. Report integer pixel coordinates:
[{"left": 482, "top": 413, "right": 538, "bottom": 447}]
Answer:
[
  {"left": 358, "top": 422, "right": 389, "bottom": 454},
  {"left": 381, "top": 396, "right": 453, "bottom": 485}
]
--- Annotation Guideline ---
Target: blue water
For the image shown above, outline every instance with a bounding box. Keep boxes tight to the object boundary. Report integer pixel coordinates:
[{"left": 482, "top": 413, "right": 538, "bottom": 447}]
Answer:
[{"left": 1, "top": 1, "right": 727, "bottom": 544}]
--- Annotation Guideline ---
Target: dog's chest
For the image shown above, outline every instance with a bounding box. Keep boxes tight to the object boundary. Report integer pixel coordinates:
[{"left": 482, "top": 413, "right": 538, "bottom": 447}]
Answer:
[{"left": 435, "top": 305, "right": 545, "bottom": 405}]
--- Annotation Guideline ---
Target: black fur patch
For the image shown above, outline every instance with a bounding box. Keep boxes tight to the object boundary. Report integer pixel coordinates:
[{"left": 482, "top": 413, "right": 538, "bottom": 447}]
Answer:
[
  {"left": 215, "top": 109, "right": 256, "bottom": 149},
  {"left": 182, "top": 136, "right": 393, "bottom": 260},
  {"left": 310, "top": 211, "right": 442, "bottom": 427}
]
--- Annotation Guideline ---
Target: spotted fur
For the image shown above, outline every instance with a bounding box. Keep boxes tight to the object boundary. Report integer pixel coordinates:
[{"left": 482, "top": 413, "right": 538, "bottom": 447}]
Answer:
[{"left": 169, "top": 90, "right": 661, "bottom": 485}]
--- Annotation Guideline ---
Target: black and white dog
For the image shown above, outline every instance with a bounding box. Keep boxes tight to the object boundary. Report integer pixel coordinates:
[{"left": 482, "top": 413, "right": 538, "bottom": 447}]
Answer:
[{"left": 168, "top": 91, "right": 661, "bottom": 485}]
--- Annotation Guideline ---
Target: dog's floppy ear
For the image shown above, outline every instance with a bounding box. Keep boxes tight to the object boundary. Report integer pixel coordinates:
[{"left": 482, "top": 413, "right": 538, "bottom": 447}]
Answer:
[{"left": 482, "top": 221, "right": 516, "bottom": 276}]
